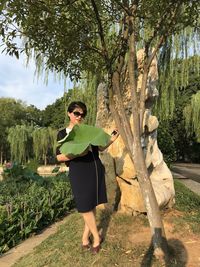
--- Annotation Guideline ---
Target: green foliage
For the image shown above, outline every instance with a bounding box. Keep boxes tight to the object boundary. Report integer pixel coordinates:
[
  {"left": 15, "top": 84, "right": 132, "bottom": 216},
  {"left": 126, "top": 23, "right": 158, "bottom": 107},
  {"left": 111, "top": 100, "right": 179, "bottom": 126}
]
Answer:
[
  {"left": 7, "top": 125, "right": 34, "bottom": 164},
  {"left": 25, "top": 159, "right": 40, "bottom": 173},
  {"left": 41, "top": 97, "right": 66, "bottom": 129},
  {"left": 156, "top": 73, "right": 200, "bottom": 163},
  {"left": 157, "top": 122, "right": 176, "bottom": 166},
  {"left": 7, "top": 125, "right": 57, "bottom": 165},
  {"left": 1, "top": 0, "right": 199, "bottom": 80},
  {"left": 2, "top": 162, "right": 31, "bottom": 181},
  {"left": 32, "top": 127, "right": 57, "bottom": 164},
  {"left": 0, "top": 164, "right": 74, "bottom": 254},
  {"left": 41, "top": 74, "right": 98, "bottom": 129},
  {"left": 157, "top": 53, "right": 200, "bottom": 120},
  {"left": 70, "top": 73, "right": 98, "bottom": 126},
  {"left": 24, "top": 105, "right": 43, "bottom": 126},
  {"left": 0, "top": 98, "right": 43, "bottom": 164},
  {"left": 183, "top": 91, "right": 200, "bottom": 142},
  {"left": 0, "top": 98, "right": 26, "bottom": 164}
]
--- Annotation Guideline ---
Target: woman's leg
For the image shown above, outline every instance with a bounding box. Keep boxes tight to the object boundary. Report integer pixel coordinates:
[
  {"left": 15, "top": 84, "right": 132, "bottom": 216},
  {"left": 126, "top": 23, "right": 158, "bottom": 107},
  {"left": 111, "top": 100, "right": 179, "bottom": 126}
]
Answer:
[
  {"left": 82, "top": 223, "right": 90, "bottom": 245},
  {"left": 81, "top": 210, "right": 100, "bottom": 247}
]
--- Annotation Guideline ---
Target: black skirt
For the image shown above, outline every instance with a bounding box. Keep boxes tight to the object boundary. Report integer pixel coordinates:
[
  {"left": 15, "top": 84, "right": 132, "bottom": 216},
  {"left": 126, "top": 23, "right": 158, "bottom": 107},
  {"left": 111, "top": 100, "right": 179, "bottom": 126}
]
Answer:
[
  {"left": 56, "top": 129, "right": 107, "bottom": 212},
  {"left": 68, "top": 146, "right": 107, "bottom": 212}
]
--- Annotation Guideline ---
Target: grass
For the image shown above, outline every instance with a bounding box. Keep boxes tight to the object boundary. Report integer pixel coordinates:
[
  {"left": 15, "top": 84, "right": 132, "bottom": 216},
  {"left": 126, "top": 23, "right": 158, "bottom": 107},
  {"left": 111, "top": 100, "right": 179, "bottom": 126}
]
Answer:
[
  {"left": 172, "top": 179, "right": 200, "bottom": 234},
  {"left": 13, "top": 211, "right": 150, "bottom": 267},
  {"left": 12, "top": 180, "right": 200, "bottom": 267}
]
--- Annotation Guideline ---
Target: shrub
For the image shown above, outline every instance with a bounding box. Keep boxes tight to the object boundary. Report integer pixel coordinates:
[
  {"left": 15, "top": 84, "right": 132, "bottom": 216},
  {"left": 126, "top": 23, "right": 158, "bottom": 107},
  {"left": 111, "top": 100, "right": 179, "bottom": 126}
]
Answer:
[{"left": 0, "top": 163, "right": 74, "bottom": 254}]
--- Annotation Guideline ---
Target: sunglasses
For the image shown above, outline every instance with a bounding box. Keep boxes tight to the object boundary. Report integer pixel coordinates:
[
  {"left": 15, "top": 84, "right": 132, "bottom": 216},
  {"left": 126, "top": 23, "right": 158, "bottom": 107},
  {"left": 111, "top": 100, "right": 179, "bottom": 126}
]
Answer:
[{"left": 73, "top": 111, "right": 85, "bottom": 118}]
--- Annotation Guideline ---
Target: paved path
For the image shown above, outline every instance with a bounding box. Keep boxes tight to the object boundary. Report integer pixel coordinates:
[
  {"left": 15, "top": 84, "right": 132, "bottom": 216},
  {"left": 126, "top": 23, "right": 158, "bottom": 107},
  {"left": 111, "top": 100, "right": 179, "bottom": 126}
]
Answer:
[{"left": 171, "top": 163, "right": 200, "bottom": 196}]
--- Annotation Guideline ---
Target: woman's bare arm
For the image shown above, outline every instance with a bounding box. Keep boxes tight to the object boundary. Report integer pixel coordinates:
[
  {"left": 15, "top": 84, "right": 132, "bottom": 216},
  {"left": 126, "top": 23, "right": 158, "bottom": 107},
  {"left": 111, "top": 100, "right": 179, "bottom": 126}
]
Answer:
[
  {"left": 56, "top": 154, "right": 73, "bottom": 162},
  {"left": 56, "top": 148, "right": 89, "bottom": 162}
]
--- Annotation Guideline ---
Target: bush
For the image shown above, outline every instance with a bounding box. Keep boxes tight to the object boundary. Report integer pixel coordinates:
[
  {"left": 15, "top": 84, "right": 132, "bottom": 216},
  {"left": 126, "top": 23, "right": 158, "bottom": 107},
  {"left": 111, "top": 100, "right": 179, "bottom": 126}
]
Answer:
[
  {"left": 25, "top": 159, "right": 40, "bottom": 173},
  {"left": 157, "top": 123, "right": 177, "bottom": 166},
  {"left": 0, "top": 163, "right": 74, "bottom": 254}
]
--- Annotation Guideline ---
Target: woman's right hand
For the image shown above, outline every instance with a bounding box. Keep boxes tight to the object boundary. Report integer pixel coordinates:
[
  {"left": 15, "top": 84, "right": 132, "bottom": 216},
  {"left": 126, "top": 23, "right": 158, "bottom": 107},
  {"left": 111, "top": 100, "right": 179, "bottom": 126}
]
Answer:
[{"left": 110, "top": 129, "right": 119, "bottom": 142}]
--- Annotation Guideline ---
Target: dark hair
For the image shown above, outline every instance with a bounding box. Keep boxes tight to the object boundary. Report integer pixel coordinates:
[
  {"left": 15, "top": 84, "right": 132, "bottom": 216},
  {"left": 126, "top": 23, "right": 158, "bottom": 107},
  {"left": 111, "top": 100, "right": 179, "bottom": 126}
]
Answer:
[{"left": 67, "top": 101, "right": 87, "bottom": 116}]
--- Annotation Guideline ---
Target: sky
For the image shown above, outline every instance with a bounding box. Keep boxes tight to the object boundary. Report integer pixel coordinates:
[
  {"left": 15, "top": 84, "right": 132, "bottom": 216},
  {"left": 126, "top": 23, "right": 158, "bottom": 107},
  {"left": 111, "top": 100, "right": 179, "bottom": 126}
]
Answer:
[{"left": 0, "top": 52, "right": 71, "bottom": 110}]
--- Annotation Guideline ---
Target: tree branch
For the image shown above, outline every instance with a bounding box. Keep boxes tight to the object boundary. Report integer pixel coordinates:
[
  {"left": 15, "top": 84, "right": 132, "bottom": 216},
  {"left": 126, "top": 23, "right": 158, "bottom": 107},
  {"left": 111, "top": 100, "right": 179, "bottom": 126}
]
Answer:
[
  {"left": 139, "top": 2, "right": 183, "bottom": 132},
  {"left": 110, "top": 14, "right": 134, "bottom": 150},
  {"left": 90, "top": 0, "right": 109, "bottom": 62}
]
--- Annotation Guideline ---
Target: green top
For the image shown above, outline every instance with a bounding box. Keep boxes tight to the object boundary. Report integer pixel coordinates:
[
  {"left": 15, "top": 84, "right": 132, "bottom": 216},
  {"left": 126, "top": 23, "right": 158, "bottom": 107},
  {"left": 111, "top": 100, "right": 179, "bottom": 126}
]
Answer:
[{"left": 58, "top": 124, "right": 111, "bottom": 156}]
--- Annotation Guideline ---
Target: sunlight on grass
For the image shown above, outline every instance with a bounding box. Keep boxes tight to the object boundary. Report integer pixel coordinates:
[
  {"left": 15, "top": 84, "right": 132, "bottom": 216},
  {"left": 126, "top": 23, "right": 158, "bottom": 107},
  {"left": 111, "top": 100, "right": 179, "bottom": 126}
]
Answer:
[
  {"left": 13, "top": 211, "right": 151, "bottom": 267},
  {"left": 173, "top": 179, "right": 200, "bottom": 234}
]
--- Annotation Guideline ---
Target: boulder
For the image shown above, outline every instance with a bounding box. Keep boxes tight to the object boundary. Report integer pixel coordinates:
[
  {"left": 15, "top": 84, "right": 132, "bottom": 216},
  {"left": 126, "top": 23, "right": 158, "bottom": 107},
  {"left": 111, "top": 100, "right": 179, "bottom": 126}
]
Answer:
[{"left": 96, "top": 49, "right": 175, "bottom": 214}]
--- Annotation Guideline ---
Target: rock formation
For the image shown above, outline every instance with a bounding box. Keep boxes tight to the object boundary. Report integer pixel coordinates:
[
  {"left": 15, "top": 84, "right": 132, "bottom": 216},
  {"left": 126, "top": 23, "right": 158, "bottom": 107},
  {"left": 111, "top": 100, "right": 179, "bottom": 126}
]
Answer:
[{"left": 96, "top": 49, "right": 175, "bottom": 214}]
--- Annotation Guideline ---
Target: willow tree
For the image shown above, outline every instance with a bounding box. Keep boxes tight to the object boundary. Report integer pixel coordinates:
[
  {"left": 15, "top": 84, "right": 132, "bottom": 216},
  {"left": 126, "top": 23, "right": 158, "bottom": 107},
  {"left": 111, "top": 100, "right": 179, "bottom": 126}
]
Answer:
[
  {"left": 184, "top": 91, "right": 200, "bottom": 142},
  {"left": 7, "top": 125, "right": 33, "bottom": 164},
  {"left": 156, "top": 49, "right": 200, "bottom": 120},
  {"left": 70, "top": 72, "right": 99, "bottom": 125},
  {"left": 1, "top": 0, "right": 199, "bottom": 259},
  {"left": 32, "top": 127, "right": 57, "bottom": 165},
  {"left": 0, "top": 98, "right": 28, "bottom": 164}
]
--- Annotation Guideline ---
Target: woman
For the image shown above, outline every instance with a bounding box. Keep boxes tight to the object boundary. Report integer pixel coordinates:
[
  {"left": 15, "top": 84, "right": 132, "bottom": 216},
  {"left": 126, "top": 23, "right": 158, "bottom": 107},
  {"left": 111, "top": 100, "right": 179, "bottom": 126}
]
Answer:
[{"left": 56, "top": 101, "right": 119, "bottom": 254}]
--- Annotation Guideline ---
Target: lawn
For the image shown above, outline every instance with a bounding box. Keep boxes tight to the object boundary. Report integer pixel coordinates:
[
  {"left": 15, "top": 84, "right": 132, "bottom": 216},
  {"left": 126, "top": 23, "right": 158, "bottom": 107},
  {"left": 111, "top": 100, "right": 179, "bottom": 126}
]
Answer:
[{"left": 12, "top": 179, "right": 200, "bottom": 267}]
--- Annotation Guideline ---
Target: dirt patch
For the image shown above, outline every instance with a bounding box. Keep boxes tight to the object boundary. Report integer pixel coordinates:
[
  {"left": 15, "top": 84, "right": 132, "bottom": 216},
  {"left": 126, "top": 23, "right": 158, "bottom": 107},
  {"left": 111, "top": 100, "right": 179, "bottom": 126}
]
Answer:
[{"left": 127, "top": 211, "right": 200, "bottom": 267}]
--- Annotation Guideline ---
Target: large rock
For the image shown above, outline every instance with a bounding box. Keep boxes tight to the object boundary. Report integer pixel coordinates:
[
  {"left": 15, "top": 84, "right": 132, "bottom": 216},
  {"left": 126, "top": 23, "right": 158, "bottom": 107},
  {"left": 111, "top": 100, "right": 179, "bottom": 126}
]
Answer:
[{"left": 96, "top": 49, "right": 175, "bottom": 214}]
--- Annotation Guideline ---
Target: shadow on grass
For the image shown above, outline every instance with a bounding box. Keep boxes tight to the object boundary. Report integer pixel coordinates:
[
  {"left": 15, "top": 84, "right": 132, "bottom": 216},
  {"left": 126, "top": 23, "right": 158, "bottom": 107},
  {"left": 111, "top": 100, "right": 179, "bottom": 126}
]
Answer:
[
  {"left": 141, "top": 236, "right": 188, "bottom": 267},
  {"left": 97, "top": 208, "right": 113, "bottom": 240}
]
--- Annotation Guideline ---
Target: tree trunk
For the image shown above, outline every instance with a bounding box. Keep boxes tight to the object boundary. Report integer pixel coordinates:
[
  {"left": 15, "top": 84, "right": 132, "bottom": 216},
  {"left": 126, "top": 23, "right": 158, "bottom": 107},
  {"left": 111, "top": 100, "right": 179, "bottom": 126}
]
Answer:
[
  {"left": 110, "top": 75, "right": 169, "bottom": 259},
  {"left": 128, "top": 20, "right": 168, "bottom": 258},
  {"left": 44, "top": 154, "right": 47, "bottom": 166},
  {"left": 132, "top": 123, "right": 168, "bottom": 258}
]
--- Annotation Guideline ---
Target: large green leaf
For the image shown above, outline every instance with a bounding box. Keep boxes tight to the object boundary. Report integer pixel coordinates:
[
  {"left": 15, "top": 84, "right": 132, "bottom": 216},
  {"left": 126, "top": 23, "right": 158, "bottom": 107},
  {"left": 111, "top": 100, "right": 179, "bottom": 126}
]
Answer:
[{"left": 58, "top": 124, "right": 111, "bottom": 156}]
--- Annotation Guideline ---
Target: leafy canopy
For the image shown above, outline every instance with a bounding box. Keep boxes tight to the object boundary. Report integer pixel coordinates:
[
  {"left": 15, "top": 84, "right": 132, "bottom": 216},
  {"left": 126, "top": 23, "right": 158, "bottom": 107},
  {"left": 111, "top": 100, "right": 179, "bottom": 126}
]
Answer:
[{"left": 1, "top": 0, "right": 199, "bottom": 80}]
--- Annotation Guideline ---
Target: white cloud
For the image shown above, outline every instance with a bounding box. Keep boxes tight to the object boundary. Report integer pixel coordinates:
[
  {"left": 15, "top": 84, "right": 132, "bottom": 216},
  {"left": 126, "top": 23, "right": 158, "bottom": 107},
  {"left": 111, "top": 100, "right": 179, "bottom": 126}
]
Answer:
[{"left": 0, "top": 53, "right": 71, "bottom": 110}]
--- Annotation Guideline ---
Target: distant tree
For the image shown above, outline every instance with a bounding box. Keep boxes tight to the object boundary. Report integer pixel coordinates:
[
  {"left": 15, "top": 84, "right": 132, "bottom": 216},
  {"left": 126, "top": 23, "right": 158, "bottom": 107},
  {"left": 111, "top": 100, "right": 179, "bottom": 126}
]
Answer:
[
  {"left": 32, "top": 127, "right": 57, "bottom": 165},
  {"left": 42, "top": 97, "right": 66, "bottom": 129},
  {"left": 25, "top": 105, "right": 43, "bottom": 126},
  {"left": 42, "top": 76, "right": 98, "bottom": 129},
  {"left": 0, "top": 98, "right": 26, "bottom": 164},
  {"left": 7, "top": 125, "right": 34, "bottom": 164},
  {"left": 0, "top": 98, "right": 44, "bottom": 163},
  {"left": 156, "top": 68, "right": 200, "bottom": 163},
  {"left": 184, "top": 91, "right": 200, "bottom": 142}
]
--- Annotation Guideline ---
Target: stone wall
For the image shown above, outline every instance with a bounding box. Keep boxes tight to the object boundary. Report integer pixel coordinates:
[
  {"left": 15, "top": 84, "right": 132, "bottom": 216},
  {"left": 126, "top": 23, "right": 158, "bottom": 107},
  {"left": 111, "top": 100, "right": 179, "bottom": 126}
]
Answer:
[
  {"left": 0, "top": 165, "right": 68, "bottom": 180},
  {"left": 37, "top": 165, "right": 68, "bottom": 176}
]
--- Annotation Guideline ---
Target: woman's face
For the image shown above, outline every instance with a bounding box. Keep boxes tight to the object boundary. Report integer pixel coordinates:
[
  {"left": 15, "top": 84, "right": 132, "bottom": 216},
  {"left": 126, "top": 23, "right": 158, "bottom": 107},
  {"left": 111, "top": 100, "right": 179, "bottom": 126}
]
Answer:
[{"left": 68, "top": 107, "right": 85, "bottom": 125}]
